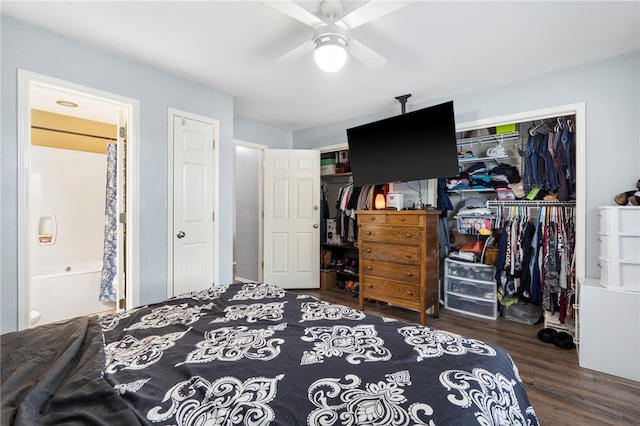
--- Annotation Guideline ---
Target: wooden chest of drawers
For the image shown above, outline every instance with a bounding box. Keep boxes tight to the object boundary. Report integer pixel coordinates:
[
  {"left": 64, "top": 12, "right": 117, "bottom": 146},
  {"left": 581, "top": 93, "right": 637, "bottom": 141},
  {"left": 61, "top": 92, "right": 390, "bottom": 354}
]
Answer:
[{"left": 356, "top": 210, "right": 440, "bottom": 325}]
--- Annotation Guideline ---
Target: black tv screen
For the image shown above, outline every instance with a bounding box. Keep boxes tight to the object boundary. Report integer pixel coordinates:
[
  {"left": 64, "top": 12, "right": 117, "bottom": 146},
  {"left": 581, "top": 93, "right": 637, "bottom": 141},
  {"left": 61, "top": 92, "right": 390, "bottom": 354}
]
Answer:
[{"left": 346, "top": 101, "right": 459, "bottom": 187}]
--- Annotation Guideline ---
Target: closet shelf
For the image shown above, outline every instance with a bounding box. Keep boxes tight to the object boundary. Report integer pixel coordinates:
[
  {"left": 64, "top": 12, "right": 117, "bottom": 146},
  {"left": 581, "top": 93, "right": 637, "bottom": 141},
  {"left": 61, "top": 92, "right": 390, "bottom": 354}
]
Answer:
[
  {"left": 449, "top": 188, "right": 496, "bottom": 195},
  {"left": 321, "top": 172, "right": 352, "bottom": 179},
  {"left": 457, "top": 131, "right": 519, "bottom": 147},
  {"left": 458, "top": 155, "right": 508, "bottom": 164}
]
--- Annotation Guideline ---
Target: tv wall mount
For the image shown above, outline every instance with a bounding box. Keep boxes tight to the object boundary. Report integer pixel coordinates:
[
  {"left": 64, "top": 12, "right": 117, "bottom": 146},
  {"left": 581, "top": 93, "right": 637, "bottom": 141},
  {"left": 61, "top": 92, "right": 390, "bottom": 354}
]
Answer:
[{"left": 395, "top": 94, "right": 411, "bottom": 114}]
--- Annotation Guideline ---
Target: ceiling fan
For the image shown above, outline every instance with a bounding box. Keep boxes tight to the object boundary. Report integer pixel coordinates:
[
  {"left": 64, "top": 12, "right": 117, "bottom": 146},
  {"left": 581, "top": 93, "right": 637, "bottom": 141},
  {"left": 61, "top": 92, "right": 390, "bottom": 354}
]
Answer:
[{"left": 265, "top": 0, "right": 411, "bottom": 72}]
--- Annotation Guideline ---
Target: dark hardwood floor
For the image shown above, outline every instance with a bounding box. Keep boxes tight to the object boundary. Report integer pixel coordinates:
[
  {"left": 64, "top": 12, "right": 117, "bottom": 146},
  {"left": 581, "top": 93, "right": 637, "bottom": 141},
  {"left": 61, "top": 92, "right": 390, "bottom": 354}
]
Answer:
[{"left": 295, "top": 288, "right": 640, "bottom": 426}]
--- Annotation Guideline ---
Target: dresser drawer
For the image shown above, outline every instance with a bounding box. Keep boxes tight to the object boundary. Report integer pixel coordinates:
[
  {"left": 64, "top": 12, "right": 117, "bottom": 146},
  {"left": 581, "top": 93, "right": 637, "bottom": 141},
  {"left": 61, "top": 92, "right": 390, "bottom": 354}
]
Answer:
[
  {"left": 387, "top": 214, "right": 420, "bottom": 225},
  {"left": 598, "top": 258, "right": 640, "bottom": 291},
  {"left": 599, "top": 234, "right": 640, "bottom": 261},
  {"left": 361, "top": 259, "right": 421, "bottom": 284},
  {"left": 360, "top": 242, "right": 421, "bottom": 265},
  {"left": 359, "top": 213, "right": 387, "bottom": 225},
  {"left": 600, "top": 206, "right": 640, "bottom": 234},
  {"left": 360, "top": 276, "right": 421, "bottom": 306},
  {"left": 359, "top": 225, "right": 422, "bottom": 245}
]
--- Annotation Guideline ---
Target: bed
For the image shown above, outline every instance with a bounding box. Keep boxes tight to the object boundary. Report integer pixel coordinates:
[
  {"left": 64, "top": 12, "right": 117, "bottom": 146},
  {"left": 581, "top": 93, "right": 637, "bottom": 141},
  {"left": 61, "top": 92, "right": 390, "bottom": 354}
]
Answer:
[{"left": 2, "top": 282, "right": 539, "bottom": 425}]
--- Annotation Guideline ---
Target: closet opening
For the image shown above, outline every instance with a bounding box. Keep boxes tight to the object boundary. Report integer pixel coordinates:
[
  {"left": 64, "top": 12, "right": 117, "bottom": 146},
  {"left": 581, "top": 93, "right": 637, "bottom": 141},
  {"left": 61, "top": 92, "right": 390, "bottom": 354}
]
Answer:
[{"left": 441, "top": 103, "right": 585, "bottom": 346}]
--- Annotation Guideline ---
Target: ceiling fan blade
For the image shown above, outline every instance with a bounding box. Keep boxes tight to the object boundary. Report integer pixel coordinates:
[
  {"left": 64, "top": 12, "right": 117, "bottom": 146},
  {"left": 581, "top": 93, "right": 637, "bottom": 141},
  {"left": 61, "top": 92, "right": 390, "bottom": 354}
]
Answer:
[
  {"left": 263, "top": 1, "right": 325, "bottom": 28},
  {"left": 348, "top": 37, "right": 386, "bottom": 69},
  {"left": 340, "top": 0, "right": 412, "bottom": 30},
  {"left": 275, "top": 39, "right": 315, "bottom": 63}
]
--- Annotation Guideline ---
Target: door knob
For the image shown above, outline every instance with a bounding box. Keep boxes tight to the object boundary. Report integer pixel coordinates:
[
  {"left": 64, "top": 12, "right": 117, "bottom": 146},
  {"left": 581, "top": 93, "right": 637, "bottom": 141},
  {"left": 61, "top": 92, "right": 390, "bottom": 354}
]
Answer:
[
  {"left": 177, "top": 231, "right": 186, "bottom": 239},
  {"left": 313, "top": 224, "right": 319, "bottom": 228}
]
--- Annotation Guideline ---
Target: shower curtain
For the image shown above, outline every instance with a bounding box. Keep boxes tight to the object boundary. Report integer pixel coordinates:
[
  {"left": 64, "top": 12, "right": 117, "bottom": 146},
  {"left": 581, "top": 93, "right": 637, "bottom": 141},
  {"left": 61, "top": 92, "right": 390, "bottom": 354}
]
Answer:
[{"left": 99, "top": 143, "right": 117, "bottom": 302}]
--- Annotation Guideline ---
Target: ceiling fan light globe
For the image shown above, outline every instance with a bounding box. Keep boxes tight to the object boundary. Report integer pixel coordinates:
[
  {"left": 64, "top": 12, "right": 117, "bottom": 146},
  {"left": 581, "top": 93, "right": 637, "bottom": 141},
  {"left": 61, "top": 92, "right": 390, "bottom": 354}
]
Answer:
[{"left": 314, "top": 43, "right": 348, "bottom": 72}]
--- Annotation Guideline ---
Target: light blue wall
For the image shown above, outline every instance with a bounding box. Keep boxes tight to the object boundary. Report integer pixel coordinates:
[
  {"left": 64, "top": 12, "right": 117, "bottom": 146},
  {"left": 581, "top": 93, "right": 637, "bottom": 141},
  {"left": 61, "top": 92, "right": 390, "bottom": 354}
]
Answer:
[
  {"left": 234, "top": 116, "right": 292, "bottom": 149},
  {"left": 293, "top": 52, "right": 640, "bottom": 280},
  {"left": 1, "top": 15, "right": 237, "bottom": 333}
]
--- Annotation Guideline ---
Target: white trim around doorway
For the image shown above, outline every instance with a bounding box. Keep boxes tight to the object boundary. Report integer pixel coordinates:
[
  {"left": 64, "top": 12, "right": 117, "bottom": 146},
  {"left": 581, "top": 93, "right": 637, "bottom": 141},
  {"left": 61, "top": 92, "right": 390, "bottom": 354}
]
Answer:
[{"left": 17, "top": 69, "right": 140, "bottom": 330}]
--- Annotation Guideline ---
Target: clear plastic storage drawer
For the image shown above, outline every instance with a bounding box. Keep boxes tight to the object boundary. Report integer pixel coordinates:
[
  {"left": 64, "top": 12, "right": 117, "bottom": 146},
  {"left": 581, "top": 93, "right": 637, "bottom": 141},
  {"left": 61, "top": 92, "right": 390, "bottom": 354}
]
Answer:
[
  {"left": 445, "top": 292, "right": 499, "bottom": 320},
  {"left": 445, "top": 276, "right": 496, "bottom": 300},
  {"left": 445, "top": 258, "right": 495, "bottom": 282}
]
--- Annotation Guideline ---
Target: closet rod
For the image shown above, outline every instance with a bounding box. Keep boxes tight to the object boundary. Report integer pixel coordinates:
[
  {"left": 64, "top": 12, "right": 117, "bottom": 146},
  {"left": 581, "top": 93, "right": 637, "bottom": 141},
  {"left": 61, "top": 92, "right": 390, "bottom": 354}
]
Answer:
[
  {"left": 486, "top": 200, "right": 576, "bottom": 207},
  {"left": 31, "top": 125, "right": 117, "bottom": 142}
]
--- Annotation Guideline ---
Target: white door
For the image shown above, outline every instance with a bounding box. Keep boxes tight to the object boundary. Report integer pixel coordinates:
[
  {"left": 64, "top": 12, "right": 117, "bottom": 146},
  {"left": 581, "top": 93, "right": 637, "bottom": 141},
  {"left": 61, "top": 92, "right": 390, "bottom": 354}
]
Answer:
[
  {"left": 172, "top": 115, "right": 215, "bottom": 295},
  {"left": 263, "top": 149, "right": 320, "bottom": 289}
]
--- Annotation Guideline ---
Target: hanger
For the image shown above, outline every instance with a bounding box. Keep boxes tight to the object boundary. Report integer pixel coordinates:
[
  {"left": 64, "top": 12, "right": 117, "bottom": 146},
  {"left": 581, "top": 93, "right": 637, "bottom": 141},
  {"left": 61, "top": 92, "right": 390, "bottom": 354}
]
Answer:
[
  {"left": 529, "top": 121, "right": 545, "bottom": 136},
  {"left": 554, "top": 117, "right": 562, "bottom": 132}
]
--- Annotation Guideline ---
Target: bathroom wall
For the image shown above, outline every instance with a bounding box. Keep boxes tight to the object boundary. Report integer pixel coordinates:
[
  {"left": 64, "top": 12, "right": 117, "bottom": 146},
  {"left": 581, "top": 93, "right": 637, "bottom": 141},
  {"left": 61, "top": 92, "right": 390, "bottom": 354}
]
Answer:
[{"left": 30, "top": 145, "right": 107, "bottom": 269}]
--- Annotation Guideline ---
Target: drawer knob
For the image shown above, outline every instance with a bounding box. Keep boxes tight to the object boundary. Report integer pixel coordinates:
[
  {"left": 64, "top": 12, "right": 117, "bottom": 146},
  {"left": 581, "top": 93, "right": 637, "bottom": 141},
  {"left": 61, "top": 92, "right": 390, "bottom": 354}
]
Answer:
[
  {"left": 366, "top": 231, "right": 372, "bottom": 235},
  {"left": 406, "top": 233, "right": 413, "bottom": 238},
  {"left": 367, "top": 265, "right": 373, "bottom": 270},
  {"left": 366, "top": 248, "right": 372, "bottom": 253},
  {"left": 405, "top": 253, "right": 412, "bottom": 258},
  {"left": 367, "top": 284, "right": 373, "bottom": 288},
  {"left": 400, "top": 217, "right": 406, "bottom": 221},
  {"left": 370, "top": 217, "right": 376, "bottom": 221},
  {"left": 407, "top": 290, "right": 414, "bottom": 296},
  {"left": 406, "top": 272, "right": 413, "bottom": 277}
]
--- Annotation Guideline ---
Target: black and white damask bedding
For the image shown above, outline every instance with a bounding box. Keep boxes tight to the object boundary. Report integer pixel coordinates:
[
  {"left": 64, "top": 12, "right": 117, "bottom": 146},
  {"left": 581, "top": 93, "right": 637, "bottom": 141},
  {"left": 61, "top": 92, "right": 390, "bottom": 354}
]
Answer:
[{"left": 2, "top": 282, "right": 539, "bottom": 425}]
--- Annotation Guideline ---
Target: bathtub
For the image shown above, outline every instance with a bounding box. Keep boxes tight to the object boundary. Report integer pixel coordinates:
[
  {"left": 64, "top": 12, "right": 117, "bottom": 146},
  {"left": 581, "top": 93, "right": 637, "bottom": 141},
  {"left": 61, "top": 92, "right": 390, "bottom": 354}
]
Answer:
[{"left": 31, "top": 260, "right": 116, "bottom": 326}]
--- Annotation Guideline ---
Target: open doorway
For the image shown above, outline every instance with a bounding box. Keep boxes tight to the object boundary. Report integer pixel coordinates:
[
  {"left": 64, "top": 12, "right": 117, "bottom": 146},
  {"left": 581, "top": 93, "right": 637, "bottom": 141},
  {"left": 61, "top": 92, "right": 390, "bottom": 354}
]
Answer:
[
  {"left": 233, "top": 140, "right": 266, "bottom": 283},
  {"left": 17, "top": 70, "right": 140, "bottom": 330}
]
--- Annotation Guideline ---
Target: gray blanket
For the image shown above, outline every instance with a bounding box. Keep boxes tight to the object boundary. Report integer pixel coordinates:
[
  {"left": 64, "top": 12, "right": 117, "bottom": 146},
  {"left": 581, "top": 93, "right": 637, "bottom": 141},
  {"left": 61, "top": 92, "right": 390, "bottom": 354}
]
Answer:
[{"left": 1, "top": 316, "right": 141, "bottom": 426}]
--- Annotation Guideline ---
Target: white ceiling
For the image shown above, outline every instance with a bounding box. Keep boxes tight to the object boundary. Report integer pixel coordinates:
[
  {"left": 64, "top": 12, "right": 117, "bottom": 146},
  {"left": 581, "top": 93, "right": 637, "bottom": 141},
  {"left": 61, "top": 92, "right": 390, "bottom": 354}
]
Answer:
[{"left": 4, "top": 1, "right": 639, "bottom": 131}]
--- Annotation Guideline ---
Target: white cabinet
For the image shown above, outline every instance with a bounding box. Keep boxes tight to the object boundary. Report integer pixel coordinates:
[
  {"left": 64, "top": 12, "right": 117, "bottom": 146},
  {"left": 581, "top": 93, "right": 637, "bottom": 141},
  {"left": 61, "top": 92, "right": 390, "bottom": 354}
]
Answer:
[
  {"left": 578, "top": 278, "right": 640, "bottom": 382},
  {"left": 578, "top": 206, "right": 640, "bottom": 382},
  {"left": 598, "top": 206, "right": 640, "bottom": 292}
]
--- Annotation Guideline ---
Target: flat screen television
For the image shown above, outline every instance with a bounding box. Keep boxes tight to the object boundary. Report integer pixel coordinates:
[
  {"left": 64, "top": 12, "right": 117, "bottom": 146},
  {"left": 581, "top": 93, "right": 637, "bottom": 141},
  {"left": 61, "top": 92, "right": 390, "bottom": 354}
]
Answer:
[{"left": 346, "top": 100, "right": 459, "bottom": 187}]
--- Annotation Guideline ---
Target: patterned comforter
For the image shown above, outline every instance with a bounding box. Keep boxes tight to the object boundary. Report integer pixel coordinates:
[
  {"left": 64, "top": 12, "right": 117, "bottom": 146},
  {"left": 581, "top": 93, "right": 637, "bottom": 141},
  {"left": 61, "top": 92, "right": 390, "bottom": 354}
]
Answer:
[{"left": 2, "top": 282, "right": 539, "bottom": 425}]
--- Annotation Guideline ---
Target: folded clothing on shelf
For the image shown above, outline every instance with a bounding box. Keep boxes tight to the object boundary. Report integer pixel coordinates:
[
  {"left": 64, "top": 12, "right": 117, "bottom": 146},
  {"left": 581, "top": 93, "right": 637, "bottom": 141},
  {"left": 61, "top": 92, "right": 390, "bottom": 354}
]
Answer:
[{"left": 448, "top": 251, "right": 477, "bottom": 262}]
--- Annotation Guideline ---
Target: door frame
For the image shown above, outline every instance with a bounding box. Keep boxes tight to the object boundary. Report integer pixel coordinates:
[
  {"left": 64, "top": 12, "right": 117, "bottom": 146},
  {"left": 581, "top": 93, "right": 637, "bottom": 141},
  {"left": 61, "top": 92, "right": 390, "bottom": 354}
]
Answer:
[
  {"left": 233, "top": 139, "right": 266, "bottom": 283},
  {"left": 17, "top": 70, "right": 141, "bottom": 330},
  {"left": 167, "top": 108, "right": 220, "bottom": 298}
]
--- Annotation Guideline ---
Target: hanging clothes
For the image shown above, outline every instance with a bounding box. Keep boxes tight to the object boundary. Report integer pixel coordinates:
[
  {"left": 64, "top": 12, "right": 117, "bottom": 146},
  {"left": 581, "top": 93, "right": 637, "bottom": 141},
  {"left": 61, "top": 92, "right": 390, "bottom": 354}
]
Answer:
[
  {"left": 522, "top": 115, "right": 576, "bottom": 199},
  {"left": 552, "top": 129, "right": 570, "bottom": 201},
  {"left": 334, "top": 183, "right": 378, "bottom": 244},
  {"left": 100, "top": 143, "right": 118, "bottom": 303},
  {"left": 494, "top": 204, "right": 575, "bottom": 322},
  {"left": 437, "top": 177, "right": 454, "bottom": 256},
  {"left": 320, "top": 182, "right": 330, "bottom": 244}
]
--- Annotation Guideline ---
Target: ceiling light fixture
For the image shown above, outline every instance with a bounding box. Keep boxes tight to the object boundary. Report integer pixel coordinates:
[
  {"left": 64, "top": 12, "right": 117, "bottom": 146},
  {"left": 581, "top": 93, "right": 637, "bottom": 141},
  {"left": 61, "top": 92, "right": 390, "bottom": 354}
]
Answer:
[
  {"left": 313, "top": 25, "right": 348, "bottom": 72},
  {"left": 56, "top": 100, "right": 78, "bottom": 108}
]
